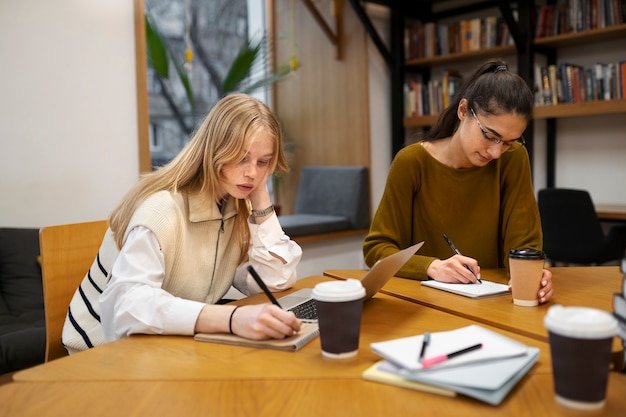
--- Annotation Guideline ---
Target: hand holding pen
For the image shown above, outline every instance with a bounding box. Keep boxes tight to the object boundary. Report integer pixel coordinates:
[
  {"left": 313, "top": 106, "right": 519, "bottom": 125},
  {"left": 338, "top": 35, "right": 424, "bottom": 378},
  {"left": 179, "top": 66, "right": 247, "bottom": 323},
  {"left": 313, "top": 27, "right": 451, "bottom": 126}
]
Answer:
[{"left": 442, "top": 234, "right": 482, "bottom": 284}]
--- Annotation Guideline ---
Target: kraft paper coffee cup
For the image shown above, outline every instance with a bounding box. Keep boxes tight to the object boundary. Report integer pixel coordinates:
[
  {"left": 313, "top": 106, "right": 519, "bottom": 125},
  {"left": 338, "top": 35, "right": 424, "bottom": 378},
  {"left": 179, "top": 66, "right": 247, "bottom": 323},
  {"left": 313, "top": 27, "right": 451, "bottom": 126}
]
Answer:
[
  {"left": 312, "top": 279, "right": 365, "bottom": 359},
  {"left": 508, "top": 248, "right": 545, "bottom": 307},
  {"left": 544, "top": 305, "right": 618, "bottom": 410}
]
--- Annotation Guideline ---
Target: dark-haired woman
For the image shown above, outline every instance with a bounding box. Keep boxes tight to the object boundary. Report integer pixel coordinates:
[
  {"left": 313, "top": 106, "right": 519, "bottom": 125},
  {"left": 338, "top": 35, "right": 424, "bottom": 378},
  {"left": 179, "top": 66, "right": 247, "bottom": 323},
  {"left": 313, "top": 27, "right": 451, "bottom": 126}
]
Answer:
[{"left": 363, "top": 60, "right": 553, "bottom": 304}]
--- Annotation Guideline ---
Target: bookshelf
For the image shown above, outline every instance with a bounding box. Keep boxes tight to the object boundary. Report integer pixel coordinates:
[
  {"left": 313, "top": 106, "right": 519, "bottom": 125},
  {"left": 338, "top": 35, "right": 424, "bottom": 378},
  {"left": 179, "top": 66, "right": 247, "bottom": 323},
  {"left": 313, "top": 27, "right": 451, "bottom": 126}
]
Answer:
[{"left": 391, "top": 0, "right": 625, "bottom": 187}]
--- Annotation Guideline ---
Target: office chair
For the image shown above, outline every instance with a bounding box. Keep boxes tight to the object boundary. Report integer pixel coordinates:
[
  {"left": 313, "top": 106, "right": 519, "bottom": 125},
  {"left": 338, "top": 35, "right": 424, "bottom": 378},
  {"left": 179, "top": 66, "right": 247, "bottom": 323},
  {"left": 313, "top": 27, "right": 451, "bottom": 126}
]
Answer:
[
  {"left": 39, "top": 220, "right": 108, "bottom": 361},
  {"left": 537, "top": 188, "right": 626, "bottom": 266}
]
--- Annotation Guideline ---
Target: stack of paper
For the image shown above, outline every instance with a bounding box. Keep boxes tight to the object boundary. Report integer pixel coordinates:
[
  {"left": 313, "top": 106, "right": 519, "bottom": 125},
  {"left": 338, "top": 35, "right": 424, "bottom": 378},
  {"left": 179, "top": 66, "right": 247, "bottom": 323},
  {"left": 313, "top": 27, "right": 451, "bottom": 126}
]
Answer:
[{"left": 365, "top": 325, "right": 539, "bottom": 405}]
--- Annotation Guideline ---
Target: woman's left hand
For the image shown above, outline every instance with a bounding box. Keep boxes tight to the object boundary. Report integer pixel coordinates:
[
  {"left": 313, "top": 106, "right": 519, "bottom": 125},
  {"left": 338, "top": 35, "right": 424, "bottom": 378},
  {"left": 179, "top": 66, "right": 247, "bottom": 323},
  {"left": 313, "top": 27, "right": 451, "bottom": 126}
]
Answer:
[{"left": 537, "top": 269, "right": 553, "bottom": 304}]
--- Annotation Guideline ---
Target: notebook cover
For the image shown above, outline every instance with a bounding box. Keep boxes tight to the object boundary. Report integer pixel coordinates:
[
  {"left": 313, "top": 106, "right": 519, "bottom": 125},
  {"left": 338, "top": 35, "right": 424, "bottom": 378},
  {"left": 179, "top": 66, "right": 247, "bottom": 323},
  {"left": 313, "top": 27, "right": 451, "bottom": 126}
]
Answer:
[{"left": 194, "top": 322, "right": 319, "bottom": 352}]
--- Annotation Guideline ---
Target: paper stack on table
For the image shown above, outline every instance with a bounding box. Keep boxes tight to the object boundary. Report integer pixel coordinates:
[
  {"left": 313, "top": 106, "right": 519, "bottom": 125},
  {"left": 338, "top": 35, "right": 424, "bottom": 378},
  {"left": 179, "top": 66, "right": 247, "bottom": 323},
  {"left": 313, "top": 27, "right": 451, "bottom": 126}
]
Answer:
[{"left": 365, "top": 325, "right": 539, "bottom": 405}]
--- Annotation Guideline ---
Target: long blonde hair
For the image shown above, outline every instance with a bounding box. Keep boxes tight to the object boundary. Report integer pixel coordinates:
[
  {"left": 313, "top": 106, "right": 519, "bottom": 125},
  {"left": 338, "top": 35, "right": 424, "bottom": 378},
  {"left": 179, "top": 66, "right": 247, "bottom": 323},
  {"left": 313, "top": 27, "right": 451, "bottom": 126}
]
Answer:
[{"left": 109, "top": 93, "right": 289, "bottom": 261}]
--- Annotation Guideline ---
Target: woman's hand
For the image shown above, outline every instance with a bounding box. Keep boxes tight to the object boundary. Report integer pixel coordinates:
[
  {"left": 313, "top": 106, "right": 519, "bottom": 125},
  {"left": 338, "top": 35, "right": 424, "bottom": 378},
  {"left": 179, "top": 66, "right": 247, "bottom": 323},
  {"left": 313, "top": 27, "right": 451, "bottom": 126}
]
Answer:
[
  {"left": 537, "top": 269, "right": 553, "bottom": 304},
  {"left": 230, "top": 304, "right": 302, "bottom": 340},
  {"left": 427, "top": 256, "right": 481, "bottom": 284}
]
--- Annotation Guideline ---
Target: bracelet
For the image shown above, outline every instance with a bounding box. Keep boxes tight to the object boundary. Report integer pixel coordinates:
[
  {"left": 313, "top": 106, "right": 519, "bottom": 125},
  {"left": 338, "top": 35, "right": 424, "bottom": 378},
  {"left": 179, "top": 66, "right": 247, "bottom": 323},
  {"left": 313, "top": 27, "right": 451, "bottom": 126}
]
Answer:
[
  {"left": 251, "top": 204, "right": 275, "bottom": 217},
  {"left": 229, "top": 306, "right": 240, "bottom": 335}
]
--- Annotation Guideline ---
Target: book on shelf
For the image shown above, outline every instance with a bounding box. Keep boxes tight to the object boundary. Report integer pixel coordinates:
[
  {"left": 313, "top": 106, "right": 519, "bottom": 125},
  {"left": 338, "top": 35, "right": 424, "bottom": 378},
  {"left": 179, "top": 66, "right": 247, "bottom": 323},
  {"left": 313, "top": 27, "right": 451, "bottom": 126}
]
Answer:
[
  {"left": 535, "top": 0, "right": 625, "bottom": 38},
  {"left": 194, "top": 322, "right": 319, "bottom": 352},
  {"left": 534, "top": 60, "right": 626, "bottom": 107},
  {"left": 404, "top": 70, "right": 463, "bottom": 117},
  {"left": 367, "top": 325, "right": 539, "bottom": 405},
  {"left": 404, "top": 14, "right": 512, "bottom": 60}
]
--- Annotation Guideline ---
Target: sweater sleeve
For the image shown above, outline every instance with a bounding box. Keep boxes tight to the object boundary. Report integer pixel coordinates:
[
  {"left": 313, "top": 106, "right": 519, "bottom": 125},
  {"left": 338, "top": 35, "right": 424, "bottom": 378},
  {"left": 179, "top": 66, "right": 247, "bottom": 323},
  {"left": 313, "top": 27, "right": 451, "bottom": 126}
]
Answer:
[
  {"left": 363, "top": 144, "right": 436, "bottom": 280},
  {"left": 232, "top": 213, "right": 302, "bottom": 296}
]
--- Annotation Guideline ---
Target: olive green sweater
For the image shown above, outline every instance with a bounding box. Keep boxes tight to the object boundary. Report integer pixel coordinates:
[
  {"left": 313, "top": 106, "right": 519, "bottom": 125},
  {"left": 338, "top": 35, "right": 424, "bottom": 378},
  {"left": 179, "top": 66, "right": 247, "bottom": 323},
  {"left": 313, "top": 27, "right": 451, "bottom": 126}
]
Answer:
[{"left": 363, "top": 142, "right": 543, "bottom": 280}]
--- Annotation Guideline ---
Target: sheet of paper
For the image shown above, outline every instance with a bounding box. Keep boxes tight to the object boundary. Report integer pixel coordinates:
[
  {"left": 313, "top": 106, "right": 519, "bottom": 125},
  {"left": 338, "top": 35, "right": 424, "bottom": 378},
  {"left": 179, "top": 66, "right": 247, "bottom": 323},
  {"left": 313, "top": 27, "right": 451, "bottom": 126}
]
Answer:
[{"left": 421, "top": 279, "right": 510, "bottom": 298}]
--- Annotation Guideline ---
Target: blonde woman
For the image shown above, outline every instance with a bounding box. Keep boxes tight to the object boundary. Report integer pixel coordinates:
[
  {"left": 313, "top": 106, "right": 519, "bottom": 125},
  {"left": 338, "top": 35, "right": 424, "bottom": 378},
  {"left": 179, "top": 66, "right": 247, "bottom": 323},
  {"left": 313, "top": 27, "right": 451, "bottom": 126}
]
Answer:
[{"left": 63, "top": 94, "right": 302, "bottom": 353}]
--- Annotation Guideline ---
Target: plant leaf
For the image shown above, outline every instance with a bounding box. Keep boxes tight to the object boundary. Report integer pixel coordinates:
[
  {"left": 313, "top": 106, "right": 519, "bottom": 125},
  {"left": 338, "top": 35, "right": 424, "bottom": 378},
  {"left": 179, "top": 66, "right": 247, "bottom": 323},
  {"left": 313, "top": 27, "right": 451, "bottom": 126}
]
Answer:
[
  {"left": 221, "top": 42, "right": 261, "bottom": 94},
  {"left": 241, "top": 63, "right": 296, "bottom": 94},
  {"left": 145, "top": 16, "right": 169, "bottom": 79},
  {"left": 171, "top": 57, "right": 195, "bottom": 111}
]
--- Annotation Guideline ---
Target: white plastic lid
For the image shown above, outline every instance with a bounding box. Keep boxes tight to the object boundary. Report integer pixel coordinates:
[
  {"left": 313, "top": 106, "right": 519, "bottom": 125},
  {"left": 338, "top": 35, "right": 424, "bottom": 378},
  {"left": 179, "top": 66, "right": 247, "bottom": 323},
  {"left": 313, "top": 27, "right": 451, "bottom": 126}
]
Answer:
[
  {"left": 311, "top": 279, "right": 366, "bottom": 302},
  {"left": 544, "top": 305, "right": 618, "bottom": 339}
]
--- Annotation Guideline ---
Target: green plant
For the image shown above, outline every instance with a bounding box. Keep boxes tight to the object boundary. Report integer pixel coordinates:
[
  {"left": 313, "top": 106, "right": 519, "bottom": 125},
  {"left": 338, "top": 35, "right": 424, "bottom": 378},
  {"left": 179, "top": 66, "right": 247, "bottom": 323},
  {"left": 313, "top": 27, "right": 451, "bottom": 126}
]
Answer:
[{"left": 145, "top": 14, "right": 297, "bottom": 107}]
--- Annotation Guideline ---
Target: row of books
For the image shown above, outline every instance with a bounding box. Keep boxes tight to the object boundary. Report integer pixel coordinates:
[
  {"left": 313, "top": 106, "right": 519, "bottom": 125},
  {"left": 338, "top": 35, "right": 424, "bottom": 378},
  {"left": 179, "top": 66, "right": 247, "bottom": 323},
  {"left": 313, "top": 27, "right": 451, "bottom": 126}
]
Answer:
[
  {"left": 613, "top": 259, "right": 626, "bottom": 345},
  {"left": 404, "top": 70, "right": 463, "bottom": 117},
  {"left": 405, "top": 16, "right": 514, "bottom": 60},
  {"left": 536, "top": 0, "right": 626, "bottom": 38},
  {"left": 534, "top": 60, "right": 626, "bottom": 106}
]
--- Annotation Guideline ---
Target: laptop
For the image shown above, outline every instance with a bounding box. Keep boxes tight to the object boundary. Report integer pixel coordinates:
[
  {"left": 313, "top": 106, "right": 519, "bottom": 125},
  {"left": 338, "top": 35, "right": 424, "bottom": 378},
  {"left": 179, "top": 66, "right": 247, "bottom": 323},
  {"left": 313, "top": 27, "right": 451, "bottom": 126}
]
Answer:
[{"left": 279, "top": 241, "right": 424, "bottom": 322}]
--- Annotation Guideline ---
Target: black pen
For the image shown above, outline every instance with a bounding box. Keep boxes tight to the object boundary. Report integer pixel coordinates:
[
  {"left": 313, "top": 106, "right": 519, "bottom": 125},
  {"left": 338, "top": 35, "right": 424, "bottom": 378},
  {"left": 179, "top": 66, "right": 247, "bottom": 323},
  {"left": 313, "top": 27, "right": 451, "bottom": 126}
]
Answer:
[
  {"left": 418, "top": 332, "right": 430, "bottom": 362},
  {"left": 247, "top": 265, "right": 282, "bottom": 308},
  {"left": 442, "top": 233, "right": 482, "bottom": 284},
  {"left": 421, "top": 343, "right": 483, "bottom": 368}
]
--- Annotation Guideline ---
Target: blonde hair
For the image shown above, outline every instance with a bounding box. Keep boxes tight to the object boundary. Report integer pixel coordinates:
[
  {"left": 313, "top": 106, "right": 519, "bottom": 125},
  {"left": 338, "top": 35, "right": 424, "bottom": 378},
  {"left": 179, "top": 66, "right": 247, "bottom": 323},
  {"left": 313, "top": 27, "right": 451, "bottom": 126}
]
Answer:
[{"left": 109, "top": 93, "right": 289, "bottom": 262}]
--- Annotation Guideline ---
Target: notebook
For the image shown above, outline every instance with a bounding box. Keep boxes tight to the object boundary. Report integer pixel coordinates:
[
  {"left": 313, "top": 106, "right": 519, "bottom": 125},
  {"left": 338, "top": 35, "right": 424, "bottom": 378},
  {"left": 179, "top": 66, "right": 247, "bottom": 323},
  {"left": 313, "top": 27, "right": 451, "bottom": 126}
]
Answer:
[
  {"left": 195, "top": 322, "right": 320, "bottom": 352},
  {"left": 368, "top": 325, "right": 539, "bottom": 405},
  {"left": 280, "top": 241, "right": 424, "bottom": 322},
  {"left": 420, "top": 279, "right": 511, "bottom": 298}
]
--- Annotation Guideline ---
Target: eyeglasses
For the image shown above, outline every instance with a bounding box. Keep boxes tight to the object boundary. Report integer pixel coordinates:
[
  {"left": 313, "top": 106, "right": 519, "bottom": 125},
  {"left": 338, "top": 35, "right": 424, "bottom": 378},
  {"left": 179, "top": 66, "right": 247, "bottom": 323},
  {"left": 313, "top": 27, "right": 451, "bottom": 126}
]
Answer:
[{"left": 470, "top": 108, "right": 525, "bottom": 152}]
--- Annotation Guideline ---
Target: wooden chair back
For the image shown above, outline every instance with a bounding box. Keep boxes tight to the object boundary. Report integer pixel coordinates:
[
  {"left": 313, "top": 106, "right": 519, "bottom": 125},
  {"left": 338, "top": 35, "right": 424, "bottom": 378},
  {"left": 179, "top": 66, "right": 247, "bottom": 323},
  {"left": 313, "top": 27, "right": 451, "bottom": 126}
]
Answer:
[{"left": 39, "top": 220, "right": 108, "bottom": 361}]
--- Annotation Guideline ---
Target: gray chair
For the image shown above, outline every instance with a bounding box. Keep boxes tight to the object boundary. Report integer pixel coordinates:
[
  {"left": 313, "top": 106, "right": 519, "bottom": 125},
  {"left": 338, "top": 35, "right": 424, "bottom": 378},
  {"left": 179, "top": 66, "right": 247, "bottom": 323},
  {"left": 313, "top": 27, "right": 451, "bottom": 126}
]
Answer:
[{"left": 278, "top": 166, "right": 370, "bottom": 237}]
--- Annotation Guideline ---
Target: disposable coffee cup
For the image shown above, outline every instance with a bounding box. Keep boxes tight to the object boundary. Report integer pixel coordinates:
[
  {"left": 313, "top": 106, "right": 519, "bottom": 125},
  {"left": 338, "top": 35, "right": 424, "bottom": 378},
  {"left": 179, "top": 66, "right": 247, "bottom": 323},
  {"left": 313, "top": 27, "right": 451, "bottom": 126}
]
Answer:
[
  {"left": 312, "top": 279, "right": 365, "bottom": 359},
  {"left": 544, "top": 305, "right": 618, "bottom": 410},
  {"left": 508, "top": 248, "right": 545, "bottom": 306}
]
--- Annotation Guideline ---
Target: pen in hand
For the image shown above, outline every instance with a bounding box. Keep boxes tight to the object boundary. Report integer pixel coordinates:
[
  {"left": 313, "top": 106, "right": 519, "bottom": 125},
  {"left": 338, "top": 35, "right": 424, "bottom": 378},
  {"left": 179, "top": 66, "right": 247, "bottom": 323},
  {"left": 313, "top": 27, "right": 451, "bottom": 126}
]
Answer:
[
  {"left": 246, "top": 265, "right": 282, "bottom": 308},
  {"left": 442, "top": 233, "right": 482, "bottom": 284},
  {"left": 418, "top": 332, "right": 430, "bottom": 363}
]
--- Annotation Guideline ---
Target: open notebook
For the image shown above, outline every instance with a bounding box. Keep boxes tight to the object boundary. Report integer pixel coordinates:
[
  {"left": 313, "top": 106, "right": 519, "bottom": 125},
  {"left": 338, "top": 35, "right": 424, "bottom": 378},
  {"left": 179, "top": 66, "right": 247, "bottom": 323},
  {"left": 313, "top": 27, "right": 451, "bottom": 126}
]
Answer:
[{"left": 280, "top": 241, "right": 424, "bottom": 322}]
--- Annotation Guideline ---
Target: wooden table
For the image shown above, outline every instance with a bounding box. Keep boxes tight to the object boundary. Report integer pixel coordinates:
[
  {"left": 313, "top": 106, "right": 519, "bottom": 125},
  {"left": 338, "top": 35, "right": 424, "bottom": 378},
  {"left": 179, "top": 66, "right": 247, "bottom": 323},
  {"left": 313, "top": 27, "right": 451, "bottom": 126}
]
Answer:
[
  {"left": 324, "top": 266, "right": 625, "bottom": 370},
  {"left": 13, "top": 276, "right": 552, "bottom": 382},
  {"left": 596, "top": 203, "right": 626, "bottom": 221},
  {"left": 2, "top": 373, "right": 626, "bottom": 417}
]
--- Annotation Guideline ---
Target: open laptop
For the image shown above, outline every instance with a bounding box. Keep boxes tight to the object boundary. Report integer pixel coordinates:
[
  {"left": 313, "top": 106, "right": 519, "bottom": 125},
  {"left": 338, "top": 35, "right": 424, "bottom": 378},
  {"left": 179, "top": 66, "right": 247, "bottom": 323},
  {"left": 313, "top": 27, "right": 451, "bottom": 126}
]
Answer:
[{"left": 279, "top": 241, "right": 424, "bottom": 322}]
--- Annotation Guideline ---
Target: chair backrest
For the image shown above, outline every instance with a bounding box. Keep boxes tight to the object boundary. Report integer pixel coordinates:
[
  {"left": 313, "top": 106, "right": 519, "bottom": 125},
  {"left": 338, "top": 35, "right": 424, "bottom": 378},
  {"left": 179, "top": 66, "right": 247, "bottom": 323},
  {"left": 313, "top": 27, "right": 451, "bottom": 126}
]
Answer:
[
  {"left": 537, "top": 188, "right": 607, "bottom": 264},
  {"left": 293, "top": 166, "right": 370, "bottom": 229},
  {"left": 39, "top": 220, "right": 108, "bottom": 361}
]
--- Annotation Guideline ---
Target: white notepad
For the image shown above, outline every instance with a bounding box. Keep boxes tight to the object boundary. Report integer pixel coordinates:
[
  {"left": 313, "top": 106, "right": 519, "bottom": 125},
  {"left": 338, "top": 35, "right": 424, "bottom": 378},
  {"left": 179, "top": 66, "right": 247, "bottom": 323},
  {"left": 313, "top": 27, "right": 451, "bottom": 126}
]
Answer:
[
  {"left": 420, "top": 279, "right": 510, "bottom": 298},
  {"left": 370, "top": 325, "right": 528, "bottom": 372}
]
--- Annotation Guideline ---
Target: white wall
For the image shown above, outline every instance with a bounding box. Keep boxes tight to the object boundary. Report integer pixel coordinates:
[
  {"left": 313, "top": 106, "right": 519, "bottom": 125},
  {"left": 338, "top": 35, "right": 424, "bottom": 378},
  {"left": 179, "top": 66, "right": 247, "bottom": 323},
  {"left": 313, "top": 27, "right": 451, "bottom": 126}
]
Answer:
[{"left": 0, "top": 0, "right": 140, "bottom": 228}]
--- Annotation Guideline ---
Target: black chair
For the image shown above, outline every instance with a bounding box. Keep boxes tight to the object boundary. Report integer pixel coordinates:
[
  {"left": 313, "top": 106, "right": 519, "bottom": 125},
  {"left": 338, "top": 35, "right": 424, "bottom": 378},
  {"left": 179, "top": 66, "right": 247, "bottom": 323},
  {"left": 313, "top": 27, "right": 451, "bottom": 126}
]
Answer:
[{"left": 537, "top": 188, "right": 626, "bottom": 266}]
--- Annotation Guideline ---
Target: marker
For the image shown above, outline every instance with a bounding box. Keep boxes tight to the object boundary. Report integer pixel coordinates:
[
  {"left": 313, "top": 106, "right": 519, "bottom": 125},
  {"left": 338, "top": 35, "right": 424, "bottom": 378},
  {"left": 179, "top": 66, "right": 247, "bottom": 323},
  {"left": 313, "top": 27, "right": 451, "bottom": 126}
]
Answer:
[
  {"left": 442, "top": 233, "right": 482, "bottom": 284},
  {"left": 421, "top": 343, "right": 483, "bottom": 368},
  {"left": 418, "top": 332, "right": 430, "bottom": 362},
  {"left": 246, "top": 265, "right": 282, "bottom": 308}
]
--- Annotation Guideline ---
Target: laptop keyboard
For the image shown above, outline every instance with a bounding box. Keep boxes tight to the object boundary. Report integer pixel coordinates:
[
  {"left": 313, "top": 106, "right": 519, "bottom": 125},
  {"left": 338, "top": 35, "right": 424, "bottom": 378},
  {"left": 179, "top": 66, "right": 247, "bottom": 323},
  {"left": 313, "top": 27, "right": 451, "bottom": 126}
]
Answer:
[{"left": 288, "top": 299, "right": 318, "bottom": 322}]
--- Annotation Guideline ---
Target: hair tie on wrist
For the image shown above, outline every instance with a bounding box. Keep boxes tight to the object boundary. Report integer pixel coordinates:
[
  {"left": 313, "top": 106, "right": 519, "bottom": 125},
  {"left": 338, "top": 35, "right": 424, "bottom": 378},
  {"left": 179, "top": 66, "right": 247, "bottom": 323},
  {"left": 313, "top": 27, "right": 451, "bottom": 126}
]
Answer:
[
  {"left": 229, "top": 306, "right": 240, "bottom": 334},
  {"left": 495, "top": 65, "right": 508, "bottom": 72}
]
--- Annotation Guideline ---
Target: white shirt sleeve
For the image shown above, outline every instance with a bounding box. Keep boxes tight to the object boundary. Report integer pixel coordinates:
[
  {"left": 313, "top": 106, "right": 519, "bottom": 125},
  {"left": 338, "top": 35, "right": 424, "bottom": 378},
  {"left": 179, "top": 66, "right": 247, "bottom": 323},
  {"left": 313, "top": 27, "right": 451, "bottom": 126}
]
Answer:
[
  {"left": 232, "top": 213, "right": 302, "bottom": 296},
  {"left": 99, "top": 226, "right": 205, "bottom": 342}
]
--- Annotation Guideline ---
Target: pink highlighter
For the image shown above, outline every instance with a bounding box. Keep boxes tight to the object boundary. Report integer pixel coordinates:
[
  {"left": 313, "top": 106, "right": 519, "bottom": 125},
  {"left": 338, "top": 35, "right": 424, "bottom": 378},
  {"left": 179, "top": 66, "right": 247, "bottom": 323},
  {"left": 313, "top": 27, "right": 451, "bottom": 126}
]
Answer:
[{"left": 421, "top": 343, "right": 483, "bottom": 369}]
